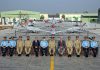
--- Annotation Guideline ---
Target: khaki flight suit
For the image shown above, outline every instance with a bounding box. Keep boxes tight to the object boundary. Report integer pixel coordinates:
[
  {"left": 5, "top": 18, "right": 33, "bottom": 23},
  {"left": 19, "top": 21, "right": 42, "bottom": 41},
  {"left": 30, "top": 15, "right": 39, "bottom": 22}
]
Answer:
[
  {"left": 66, "top": 40, "right": 73, "bottom": 55},
  {"left": 17, "top": 40, "right": 24, "bottom": 54},
  {"left": 74, "top": 40, "right": 81, "bottom": 55},
  {"left": 49, "top": 39, "right": 56, "bottom": 55},
  {"left": 25, "top": 40, "right": 32, "bottom": 54}
]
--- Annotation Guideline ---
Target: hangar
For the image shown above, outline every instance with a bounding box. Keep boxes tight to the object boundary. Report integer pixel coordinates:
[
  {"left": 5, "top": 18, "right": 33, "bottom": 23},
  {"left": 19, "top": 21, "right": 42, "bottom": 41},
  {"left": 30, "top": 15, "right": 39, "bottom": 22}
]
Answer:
[
  {"left": 0, "top": 10, "right": 40, "bottom": 25},
  {"left": 59, "top": 13, "right": 98, "bottom": 23}
]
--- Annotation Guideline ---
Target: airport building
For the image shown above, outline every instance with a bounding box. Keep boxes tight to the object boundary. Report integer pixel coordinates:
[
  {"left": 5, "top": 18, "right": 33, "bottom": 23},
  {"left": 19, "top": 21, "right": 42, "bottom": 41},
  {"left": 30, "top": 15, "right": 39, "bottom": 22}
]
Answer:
[
  {"left": 59, "top": 13, "right": 98, "bottom": 23},
  {"left": 0, "top": 10, "right": 40, "bottom": 25},
  {"left": 0, "top": 10, "right": 49, "bottom": 25},
  {"left": 0, "top": 10, "right": 98, "bottom": 26}
]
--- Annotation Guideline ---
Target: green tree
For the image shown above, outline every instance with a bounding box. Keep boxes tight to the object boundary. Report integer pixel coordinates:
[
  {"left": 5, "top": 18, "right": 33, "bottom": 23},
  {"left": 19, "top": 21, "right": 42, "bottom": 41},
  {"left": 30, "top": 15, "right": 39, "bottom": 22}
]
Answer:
[
  {"left": 40, "top": 15, "right": 44, "bottom": 20},
  {"left": 73, "top": 17, "right": 78, "bottom": 21},
  {"left": 62, "top": 14, "right": 65, "bottom": 20}
]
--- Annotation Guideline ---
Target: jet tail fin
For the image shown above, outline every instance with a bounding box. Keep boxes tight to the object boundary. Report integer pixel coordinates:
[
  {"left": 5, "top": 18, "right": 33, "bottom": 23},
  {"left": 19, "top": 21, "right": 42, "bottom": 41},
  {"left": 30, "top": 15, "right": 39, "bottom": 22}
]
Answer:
[{"left": 81, "top": 23, "right": 86, "bottom": 27}]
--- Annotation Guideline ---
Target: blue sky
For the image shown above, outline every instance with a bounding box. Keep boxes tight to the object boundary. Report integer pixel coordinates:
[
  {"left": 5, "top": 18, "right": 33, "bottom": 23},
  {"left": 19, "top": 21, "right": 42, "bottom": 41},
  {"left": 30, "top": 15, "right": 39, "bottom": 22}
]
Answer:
[{"left": 0, "top": 0, "right": 100, "bottom": 13}]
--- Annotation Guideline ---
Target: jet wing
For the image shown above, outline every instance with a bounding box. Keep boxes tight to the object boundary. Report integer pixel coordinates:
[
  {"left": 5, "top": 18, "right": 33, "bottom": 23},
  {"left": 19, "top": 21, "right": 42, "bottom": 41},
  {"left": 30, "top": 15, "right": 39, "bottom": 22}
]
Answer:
[
  {"left": 59, "top": 27, "right": 85, "bottom": 33},
  {"left": 83, "top": 27, "right": 100, "bottom": 30},
  {"left": 41, "top": 27, "right": 85, "bottom": 34}
]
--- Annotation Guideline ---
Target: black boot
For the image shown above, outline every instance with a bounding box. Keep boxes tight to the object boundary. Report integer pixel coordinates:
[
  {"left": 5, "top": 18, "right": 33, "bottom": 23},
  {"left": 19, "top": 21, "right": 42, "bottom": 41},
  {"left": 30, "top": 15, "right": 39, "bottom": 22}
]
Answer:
[
  {"left": 69, "top": 55, "right": 72, "bottom": 57},
  {"left": 77, "top": 55, "right": 80, "bottom": 57},
  {"left": 68, "top": 54, "right": 71, "bottom": 57},
  {"left": 26, "top": 54, "right": 29, "bottom": 57},
  {"left": 85, "top": 54, "right": 88, "bottom": 57},
  {"left": 50, "top": 53, "right": 54, "bottom": 56},
  {"left": 93, "top": 54, "right": 96, "bottom": 57},
  {"left": 18, "top": 54, "right": 21, "bottom": 56},
  {"left": 36, "top": 54, "right": 38, "bottom": 57},
  {"left": 2, "top": 54, "right": 6, "bottom": 57},
  {"left": 10, "top": 53, "right": 13, "bottom": 57}
]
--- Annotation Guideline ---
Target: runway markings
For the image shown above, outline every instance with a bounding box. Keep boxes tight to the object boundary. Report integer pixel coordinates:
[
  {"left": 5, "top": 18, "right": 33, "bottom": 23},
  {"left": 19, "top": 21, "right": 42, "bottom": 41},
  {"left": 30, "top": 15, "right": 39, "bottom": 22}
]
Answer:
[{"left": 50, "top": 56, "right": 54, "bottom": 70}]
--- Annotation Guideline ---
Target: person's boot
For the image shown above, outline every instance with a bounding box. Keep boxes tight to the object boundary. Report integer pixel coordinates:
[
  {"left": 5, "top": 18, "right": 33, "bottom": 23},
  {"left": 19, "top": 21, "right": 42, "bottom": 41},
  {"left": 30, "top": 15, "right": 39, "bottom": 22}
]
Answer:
[
  {"left": 10, "top": 53, "right": 13, "bottom": 57},
  {"left": 45, "top": 54, "right": 48, "bottom": 56},
  {"left": 26, "top": 54, "right": 28, "bottom": 56},
  {"left": 85, "top": 54, "right": 88, "bottom": 57},
  {"left": 69, "top": 55, "right": 72, "bottom": 57},
  {"left": 68, "top": 55, "right": 70, "bottom": 57},
  {"left": 41, "top": 53, "right": 44, "bottom": 56},
  {"left": 93, "top": 54, "right": 96, "bottom": 57},
  {"left": 10, "top": 54, "right": 13, "bottom": 57},
  {"left": 18, "top": 54, "right": 21, "bottom": 56},
  {"left": 77, "top": 55, "right": 80, "bottom": 57},
  {"left": 36, "top": 54, "right": 38, "bottom": 57},
  {"left": 2, "top": 53, "right": 6, "bottom": 57},
  {"left": 26, "top": 54, "right": 29, "bottom": 57},
  {"left": 27, "top": 54, "right": 29, "bottom": 57},
  {"left": 50, "top": 53, "right": 53, "bottom": 56}
]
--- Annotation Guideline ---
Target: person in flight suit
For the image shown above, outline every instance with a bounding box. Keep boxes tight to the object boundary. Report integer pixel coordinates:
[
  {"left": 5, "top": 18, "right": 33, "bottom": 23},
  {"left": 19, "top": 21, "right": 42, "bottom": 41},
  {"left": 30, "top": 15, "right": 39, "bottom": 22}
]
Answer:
[
  {"left": 90, "top": 36, "right": 98, "bottom": 57},
  {"left": 25, "top": 36, "right": 32, "bottom": 56},
  {"left": 40, "top": 37, "right": 49, "bottom": 56},
  {"left": 66, "top": 36, "right": 73, "bottom": 57},
  {"left": 49, "top": 37, "right": 56, "bottom": 56},
  {"left": 9, "top": 36, "right": 16, "bottom": 57},
  {"left": 17, "top": 36, "right": 24, "bottom": 56},
  {"left": 57, "top": 37, "right": 66, "bottom": 56},
  {"left": 32, "top": 37, "right": 40, "bottom": 57},
  {"left": 74, "top": 36, "right": 81, "bottom": 57},
  {"left": 0, "top": 36, "right": 8, "bottom": 56},
  {"left": 82, "top": 36, "right": 90, "bottom": 57}
]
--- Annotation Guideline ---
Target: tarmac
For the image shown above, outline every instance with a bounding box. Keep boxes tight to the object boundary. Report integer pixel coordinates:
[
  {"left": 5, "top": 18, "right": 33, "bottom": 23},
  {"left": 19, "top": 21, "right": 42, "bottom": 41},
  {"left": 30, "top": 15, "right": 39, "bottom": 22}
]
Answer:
[
  {"left": 0, "top": 22, "right": 100, "bottom": 70},
  {"left": 0, "top": 53, "right": 100, "bottom": 70}
]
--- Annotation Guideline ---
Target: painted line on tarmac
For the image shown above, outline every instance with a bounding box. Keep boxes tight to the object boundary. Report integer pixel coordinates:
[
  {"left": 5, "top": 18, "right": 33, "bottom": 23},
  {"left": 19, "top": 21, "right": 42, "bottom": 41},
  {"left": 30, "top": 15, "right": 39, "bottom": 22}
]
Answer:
[{"left": 50, "top": 56, "right": 54, "bottom": 70}]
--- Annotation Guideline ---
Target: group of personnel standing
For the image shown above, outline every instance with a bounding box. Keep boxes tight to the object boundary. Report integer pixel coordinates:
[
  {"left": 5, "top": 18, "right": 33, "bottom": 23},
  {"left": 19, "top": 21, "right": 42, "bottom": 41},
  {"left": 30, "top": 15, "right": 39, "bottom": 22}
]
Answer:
[{"left": 0, "top": 35, "right": 99, "bottom": 57}]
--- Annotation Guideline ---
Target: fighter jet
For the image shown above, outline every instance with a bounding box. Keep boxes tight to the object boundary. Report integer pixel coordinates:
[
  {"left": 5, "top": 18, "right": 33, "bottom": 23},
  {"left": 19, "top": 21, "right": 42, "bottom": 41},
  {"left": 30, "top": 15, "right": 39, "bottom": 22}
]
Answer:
[
  {"left": 14, "top": 20, "right": 100, "bottom": 35},
  {"left": 44, "top": 18, "right": 62, "bottom": 24},
  {"left": 22, "top": 22, "right": 86, "bottom": 34}
]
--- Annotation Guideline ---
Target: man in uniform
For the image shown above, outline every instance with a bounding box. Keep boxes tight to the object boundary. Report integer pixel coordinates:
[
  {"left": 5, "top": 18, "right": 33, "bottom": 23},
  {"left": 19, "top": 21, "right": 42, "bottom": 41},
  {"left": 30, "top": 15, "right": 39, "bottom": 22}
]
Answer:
[
  {"left": 32, "top": 37, "right": 40, "bottom": 57},
  {"left": 40, "top": 37, "right": 48, "bottom": 56},
  {"left": 74, "top": 36, "right": 81, "bottom": 57},
  {"left": 25, "top": 36, "right": 32, "bottom": 56},
  {"left": 9, "top": 36, "right": 16, "bottom": 57},
  {"left": 90, "top": 36, "right": 98, "bottom": 57},
  {"left": 82, "top": 36, "right": 90, "bottom": 57},
  {"left": 0, "top": 36, "right": 8, "bottom": 56},
  {"left": 17, "top": 36, "right": 24, "bottom": 56},
  {"left": 66, "top": 36, "right": 73, "bottom": 57},
  {"left": 49, "top": 37, "right": 56, "bottom": 56}
]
